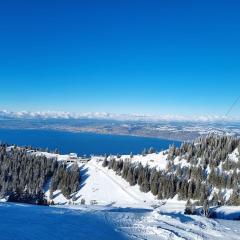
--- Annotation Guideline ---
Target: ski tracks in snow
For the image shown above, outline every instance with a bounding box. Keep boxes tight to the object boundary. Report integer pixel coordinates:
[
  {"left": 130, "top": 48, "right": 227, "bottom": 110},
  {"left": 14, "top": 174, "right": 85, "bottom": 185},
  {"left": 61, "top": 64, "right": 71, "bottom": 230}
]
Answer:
[
  {"left": 85, "top": 161, "right": 240, "bottom": 240},
  {"left": 89, "top": 161, "right": 144, "bottom": 204},
  {"left": 90, "top": 162, "right": 205, "bottom": 239},
  {"left": 125, "top": 210, "right": 240, "bottom": 240}
]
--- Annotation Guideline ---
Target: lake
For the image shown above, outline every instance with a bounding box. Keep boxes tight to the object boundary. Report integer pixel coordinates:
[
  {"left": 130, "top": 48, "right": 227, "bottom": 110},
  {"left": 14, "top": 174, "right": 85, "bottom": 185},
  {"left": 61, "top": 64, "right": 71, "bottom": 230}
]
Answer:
[{"left": 0, "top": 129, "right": 181, "bottom": 156}]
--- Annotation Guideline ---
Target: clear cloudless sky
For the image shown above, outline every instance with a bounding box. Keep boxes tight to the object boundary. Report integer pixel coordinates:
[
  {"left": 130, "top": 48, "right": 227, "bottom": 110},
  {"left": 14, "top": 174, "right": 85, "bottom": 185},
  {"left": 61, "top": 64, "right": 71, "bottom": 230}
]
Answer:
[{"left": 0, "top": 0, "right": 240, "bottom": 116}]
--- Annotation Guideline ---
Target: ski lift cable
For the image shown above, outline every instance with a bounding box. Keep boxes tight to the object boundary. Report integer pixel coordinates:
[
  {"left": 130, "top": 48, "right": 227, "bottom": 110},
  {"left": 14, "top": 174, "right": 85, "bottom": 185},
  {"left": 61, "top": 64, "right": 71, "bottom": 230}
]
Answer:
[{"left": 225, "top": 95, "right": 240, "bottom": 117}]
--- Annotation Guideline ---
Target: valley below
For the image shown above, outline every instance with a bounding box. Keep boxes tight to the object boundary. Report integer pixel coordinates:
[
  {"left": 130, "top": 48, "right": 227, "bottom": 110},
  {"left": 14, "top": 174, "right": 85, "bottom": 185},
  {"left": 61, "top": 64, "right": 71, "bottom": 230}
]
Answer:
[{"left": 1, "top": 116, "right": 240, "bottom": 142}]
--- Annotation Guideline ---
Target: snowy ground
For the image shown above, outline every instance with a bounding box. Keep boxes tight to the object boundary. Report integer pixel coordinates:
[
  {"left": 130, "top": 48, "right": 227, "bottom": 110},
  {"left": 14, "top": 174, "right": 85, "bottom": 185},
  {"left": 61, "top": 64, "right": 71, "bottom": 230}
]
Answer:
[
  {"left": 44, "top": 156, "right": 163, "bottom": 207},
  {"left": 44, "top": 157, "right": 240, "bottom": 240},
  {"left": 0, "top": 203, "right": 127, "bottom": 240},
  {"left": 2, "top": 151, "right": 240, "bottom": 240},
  {"left": 0, "top": 202, "right": 239, "bottom": 240}
]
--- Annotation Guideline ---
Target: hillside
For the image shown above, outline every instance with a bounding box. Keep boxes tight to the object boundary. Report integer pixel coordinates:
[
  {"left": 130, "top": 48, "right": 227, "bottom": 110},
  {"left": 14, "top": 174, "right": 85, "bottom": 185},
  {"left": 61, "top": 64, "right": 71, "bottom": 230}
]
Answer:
[
  {"left": 0, "top": 135, "right": 240, "bottom": 239},
  {"left": 1, "top": 135, "right": 239, "bottom": 209},
  {"left": 0, "top": 135, "right": 239, "bottom": 208},
  {"left": 0, "top": 145, "right": 80, "bottom": 204},
  {"left": 101, "top": 135, "right": 240, "bottom": 208}
]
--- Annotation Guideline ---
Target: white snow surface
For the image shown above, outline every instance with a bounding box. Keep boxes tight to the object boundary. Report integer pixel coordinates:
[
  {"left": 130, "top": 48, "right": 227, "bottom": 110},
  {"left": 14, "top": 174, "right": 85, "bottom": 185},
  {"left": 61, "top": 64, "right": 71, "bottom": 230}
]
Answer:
[
  {"left": 119, "top": 152, "right": 169, "bottom": 170},
  {"left": 42, "top": 155, "right": 240, "bottom": 240},
  {"left": 228, "top": 148, "right": 239, "bottom": 163},
  {"left": 2, "top": 149, "right": 239, "bottom": 239},
  {"left": 74, "top": 159, "right": 157, "bottom": 207}
]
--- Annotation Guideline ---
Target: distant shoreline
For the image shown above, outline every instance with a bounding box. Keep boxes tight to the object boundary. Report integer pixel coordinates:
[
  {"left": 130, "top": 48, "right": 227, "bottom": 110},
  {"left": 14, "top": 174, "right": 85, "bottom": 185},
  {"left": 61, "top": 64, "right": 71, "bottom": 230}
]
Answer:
[
  {"left": 0, "top": 128, "right": 181, "bottom": 156},
  {"left": 0, "top": 126, "right": 185, "bottom": 142},
  {"left": 1, "top": 118, "right": 239, "bottom": 143}
]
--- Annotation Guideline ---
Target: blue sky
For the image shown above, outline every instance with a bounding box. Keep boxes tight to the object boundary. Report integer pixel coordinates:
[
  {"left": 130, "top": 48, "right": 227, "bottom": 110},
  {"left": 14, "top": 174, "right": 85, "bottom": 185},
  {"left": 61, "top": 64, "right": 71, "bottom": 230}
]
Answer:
[{"left": 0, "top": 1, "right": 240, "bottom": 116}]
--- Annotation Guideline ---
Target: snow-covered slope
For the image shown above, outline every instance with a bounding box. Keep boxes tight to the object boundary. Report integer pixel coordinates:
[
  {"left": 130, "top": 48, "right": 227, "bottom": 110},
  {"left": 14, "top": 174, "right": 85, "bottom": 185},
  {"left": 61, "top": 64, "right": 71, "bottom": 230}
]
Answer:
[
  {"left": 41, "top": 155, "right": 240, "bottom": 240},
  {"left": 44, "top": 157, "right": 158, "bottom": 207},
  {"left": 1, "top": 202, "right": 240, "bottom": 240},
  {"left": 1, "top": 147, "right": 240, "bottom": 240},
  {"left": 73, "top": 159, "right": 157, "bottom": 207},
  {"left": 39, "top": 148, "right": 239, "bottom": 209}
]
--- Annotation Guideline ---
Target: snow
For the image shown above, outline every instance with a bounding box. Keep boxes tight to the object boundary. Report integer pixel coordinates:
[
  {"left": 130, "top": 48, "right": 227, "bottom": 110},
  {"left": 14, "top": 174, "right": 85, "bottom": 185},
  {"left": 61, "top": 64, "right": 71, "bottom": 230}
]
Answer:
[
  {"left": 228, "top": 148, "right": 239, "bottom": 163},
  {"left": 1, "top": 202, "right": 240, "bottom": 240},
  {"left": 174, "top": 156, "right": 191, "bottom": 168},
  {"left": 33, "top": 151, "right": 70, "bottom": 161},
  {"left": 0, "top": 203, "right": 127, "bottom": 240},
  {"left": 40, "top": 156, "right": 240, "bottom": 239},
  {"left": 45, "top": 189, "right": 69, "bottom": 204},
  {"left": 42, "top": 151, "right": 170, "bottom": 207},
  {"left": 50, "top": 158, "right": 158, "bottom": 207},
  {"left": 214, "top": 206, "right": 240, "bottom": 220},
  {"left": 112, "top": 152, "right": 169, "bottom": 171},
  {"left": 1, "top": 149, "right": 240, "bottom": 239},
  {"left": 222, "top": 189, "right": 234, "bottom": 202}
]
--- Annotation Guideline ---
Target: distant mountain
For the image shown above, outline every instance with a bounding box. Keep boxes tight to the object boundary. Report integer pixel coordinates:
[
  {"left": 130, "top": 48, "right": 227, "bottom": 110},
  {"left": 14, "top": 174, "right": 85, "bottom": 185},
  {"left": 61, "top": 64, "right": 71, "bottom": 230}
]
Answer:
[
  {"left": 1, "top": 109, "right": 240, "bottom": 122},
  {"left": 1, "top": 110, "right": 240, "bottom": 141}
]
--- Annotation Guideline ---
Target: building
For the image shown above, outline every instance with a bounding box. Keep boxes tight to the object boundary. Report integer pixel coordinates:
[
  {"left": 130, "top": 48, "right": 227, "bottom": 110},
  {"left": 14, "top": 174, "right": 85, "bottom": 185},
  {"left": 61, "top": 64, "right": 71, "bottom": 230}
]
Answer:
[
  {"left": 69, "top": 153, "right": 78, "bottom": 159},
  {"left": 78, "top": 157, "right": 90, "bottom": 163},
  {"left": 59, "top": 153, "right": 90, "bottom": 163},
  {"left": 67, "top": 153, "right": 78, "bottom": 163}
]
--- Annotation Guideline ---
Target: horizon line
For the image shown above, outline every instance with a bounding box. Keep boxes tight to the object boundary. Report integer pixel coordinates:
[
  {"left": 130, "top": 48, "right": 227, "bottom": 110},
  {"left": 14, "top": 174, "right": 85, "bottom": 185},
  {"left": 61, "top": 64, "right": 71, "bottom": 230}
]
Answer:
[{"left": 0, "top": 109, "right": 240, "bottom": 123}]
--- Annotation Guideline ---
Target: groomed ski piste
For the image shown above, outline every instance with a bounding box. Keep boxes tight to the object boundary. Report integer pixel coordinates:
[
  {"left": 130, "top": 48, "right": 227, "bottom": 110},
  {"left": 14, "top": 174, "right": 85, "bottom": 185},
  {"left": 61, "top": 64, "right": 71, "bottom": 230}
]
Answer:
[
  {"left": 44, "top": 151, "right": 240, "bottom": 239},
  {"left": 1, "top": 150, "right": 240, "bottom": 240}
]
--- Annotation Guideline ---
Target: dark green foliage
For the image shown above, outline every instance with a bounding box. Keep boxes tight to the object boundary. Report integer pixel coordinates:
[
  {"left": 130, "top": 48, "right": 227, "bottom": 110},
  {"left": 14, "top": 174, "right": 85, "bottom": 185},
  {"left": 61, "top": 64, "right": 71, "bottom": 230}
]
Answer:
[
  {"left": 0, "top": 145, "right": 80, "bottom": 204},
  {"left": 102, "top": 158, "right": 109, "bottom": 167},
  {"left": 51, "top": 163, "right": 80, "bottom": 199},
  {"left": 150, "top": 170, "right": 160, "bottom": 196},
  {"left": 102, "top": 135, "right": 240, "bottom": 206},
  {"left": 142, "top": 148, "right": 147, "bottom": 156},
  {"left": 8, "top": 189, "right": 47, "bottom": 205},
  {"left": 202, "top": 200, "right": 210, "bottom": 217},
  {"left": 126, "top": 167, "right": 135, "bottom": 186},
  {"left": 140, "top": 179, "right": 150, "bottom": 193},
  {"left": 148, "top": 147, "right": 156, "bottom": 154},
  {"left": 228, "top": 190, "right": 240, "bottom": 205}
]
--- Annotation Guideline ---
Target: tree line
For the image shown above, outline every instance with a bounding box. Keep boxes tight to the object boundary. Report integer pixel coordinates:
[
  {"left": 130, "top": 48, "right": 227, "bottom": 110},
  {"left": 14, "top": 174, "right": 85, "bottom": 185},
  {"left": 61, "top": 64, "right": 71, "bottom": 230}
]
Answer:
[
  {"left": 102, "top": 135, "right": 240, "bottom": 206},
  {"left": 0, "top": 144, "right": 80, "bottom": 205}
]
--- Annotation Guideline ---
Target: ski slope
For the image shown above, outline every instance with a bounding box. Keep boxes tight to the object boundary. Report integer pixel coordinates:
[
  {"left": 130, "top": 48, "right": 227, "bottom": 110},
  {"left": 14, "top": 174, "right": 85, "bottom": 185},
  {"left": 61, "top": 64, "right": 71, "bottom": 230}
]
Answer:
[
  {"left": 4, "top": 149, "right": 238, "bottom": 239},
  {"left": 0, "top": 201, "right": 239, "bottom": 240},
  {"left": 43, "top": 157, "right": 240, "bottom": 240},
  {"left": 74, "top": 159, "right": 157, "bottom": 207},
  {"left": 0, "top": 203, "right": 127, "bottom": 240},
  {"left": 44, "top": 155, "right": 159, "bottom": 207}
]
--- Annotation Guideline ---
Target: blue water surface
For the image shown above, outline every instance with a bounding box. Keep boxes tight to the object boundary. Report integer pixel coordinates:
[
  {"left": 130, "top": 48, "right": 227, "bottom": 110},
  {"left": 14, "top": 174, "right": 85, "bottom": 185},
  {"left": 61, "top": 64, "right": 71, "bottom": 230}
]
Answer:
[{"left": 0, "top": 129, "right": 180, "bottom": 156}]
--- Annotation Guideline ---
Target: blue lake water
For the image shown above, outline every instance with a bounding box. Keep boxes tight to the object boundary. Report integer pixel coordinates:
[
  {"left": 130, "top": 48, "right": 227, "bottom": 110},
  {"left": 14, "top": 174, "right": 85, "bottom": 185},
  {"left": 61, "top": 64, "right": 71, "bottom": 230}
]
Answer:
[{"left": 0, "top": 129, "right": 181, "bottom": 156}]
